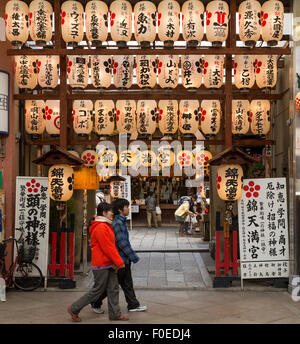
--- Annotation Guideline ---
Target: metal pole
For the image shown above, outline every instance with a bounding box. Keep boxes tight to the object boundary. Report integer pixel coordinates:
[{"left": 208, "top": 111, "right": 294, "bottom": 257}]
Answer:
[{"left": 82, "top": 189, "right": 88, "bottom": 275}]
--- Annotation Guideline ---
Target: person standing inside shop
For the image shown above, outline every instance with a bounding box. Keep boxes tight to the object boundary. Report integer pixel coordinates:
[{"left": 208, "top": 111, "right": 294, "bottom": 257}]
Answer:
[
  {"left": 91, "top": 198, "right": 147, "bottom": 313},
  {"left": 175, "top": 195, "right": 198, "bottom": 236},
  {"left": 145, "top": 192, "right": 158, "bottom": 229},
  {"left": 67, "top": 202, "right": 128, "bottom": 322}
]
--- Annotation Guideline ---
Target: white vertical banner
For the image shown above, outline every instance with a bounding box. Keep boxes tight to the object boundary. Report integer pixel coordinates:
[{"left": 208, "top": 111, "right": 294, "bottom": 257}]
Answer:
[
  {"left": 121, "top": 175, "right": 131, "bottom": 221},
  {"left": 0, "top": 71, "right": 9, "bottom": 134},
  {"left": 15, "top": 177, "right": 50, "bottom": 279},
  {"left": 238, "top": 178, "right": 289, "bottom": 280}
]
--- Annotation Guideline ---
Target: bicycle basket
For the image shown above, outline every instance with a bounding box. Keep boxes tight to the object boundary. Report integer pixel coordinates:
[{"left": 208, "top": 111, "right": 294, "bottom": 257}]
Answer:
[
  {"left": 0, "top": 243, "right": 7, "bottom": 259},
  {"left": 18, "top": 243, "right": 36, "bottom": 263}
]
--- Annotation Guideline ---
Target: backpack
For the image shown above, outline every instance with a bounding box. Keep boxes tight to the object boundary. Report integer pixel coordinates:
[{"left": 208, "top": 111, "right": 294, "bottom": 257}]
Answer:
[{"left": 177, "top": 196, "right": 191, "bottom": 207}]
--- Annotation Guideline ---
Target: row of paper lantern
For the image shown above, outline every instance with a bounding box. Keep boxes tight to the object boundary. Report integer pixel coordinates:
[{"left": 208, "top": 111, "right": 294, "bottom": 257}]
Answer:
[
  {"left": 6, "top": 0, "right": 284, "bottom": 47},
  {"left": 15, "top": 54, "right": 278, "bottom": 90},
  {"left": 25, "top": 99, "right": 271, "bottom": 138}
]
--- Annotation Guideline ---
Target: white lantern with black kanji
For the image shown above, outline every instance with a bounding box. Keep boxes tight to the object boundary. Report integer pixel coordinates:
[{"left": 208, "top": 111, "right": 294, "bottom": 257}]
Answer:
[
  {"left": 206, "top": 0, "right": 229, "bottom": 46},
  {"left": 179, "top": 99, "right": 199, "bottom": 136},
  {"left": 217, "top": 164, "right": 244, "bottom": 201},
  {"left": 200, "top": 100, "right": 221, "bottom": 135},
  {"left": 232, "top": 100, "right": 250, "bottom": 135},
  {"left": 67, "top": 55, "right": 89, "bottom": 89},
  {"left": 182, "top": 0, "right": 205, "bottom": 46},
  {"left": 112, "top": 55, "right": 134, "bottom": 89},
  {"left": 15, "top": 55, "right": 38, "bottom": 90},
  {"left": 139, "top": 150, "right": 157, "bottom": 167},
  {"left": 5, "top": 0, "right": 29, "bottom": 47},
  {"left": 181, "top": 55, "right": 203, "bottom": 89},
  {"left": 238, "top": 0, "right": 261, "bottom": 46},
  {"left": 91, "top": 55, "right": 112, "bottom": 89},
  {"left": 234, "top": 55, "right": 255, "bottom": 90},
  {"left": 116, "top": 100, "right": 137, "bottom": 134},
  {"left": 81, "top": 149, "right": 99, "bottom": 168},
  {"left": 136, "top": 55, "right": 157, "bottom": 89},
  {"left": 37, "top": 55, "right": 59, "bottom": 89},
  {"left": 261, "top": 0, "right": 284, "bottom": 46},
  {"left": 99, "top": 150, "right": 118, "bottom": 167},
  {"left": 134, "top": 1, "right": 156, "bottom": 46},
  {"left": 157, "top": 55, "right": 179, "bottom": 89},
  {"left": 110, "top": 0, "right": 132, "bottom": 47},
  {"left": 202, "top": 55, "right": 224, "bottom": 89},
  {"left": 119, "top": 150, "right": 137, "bottom": 167},
  {"left": 110, "top": 181, "right": 123, "bottom": 198},
  {"left": 73, "top": 100, "right": 93, "bottom": 136},
  {"left": 95, "top": 100, "right": 115, "bottom": 136},
  {"left": 157, "top": 0, "right": 180, "bottom": 47},
  {"left": 45, "top": 100, "right": 60, "bottom": 136},
  {"left": 85, "top": 1, "right": 108, "bottom": 46},
  {"left": 255, "top": 55, "right": 278, "bottom": 89},
  {"left": 137, "top": 100, "right": 157, "bottom": 136},
  {"left": 158, "top": 149, "right": 175, "bottom": 167},
  {"left": 61, "top": 1, "right": 84, "bottom": 46},
  {"left": 29, "top": 0, "right": 53, "bottom": 46},
  {"left": 158, "top": 100, "right": 178, "bottom": 136},
  {"left": 25, "top": 100, "right": 45, "bottom": 137},
  {"left": 48, "top": 164, "right": 74, "bottom": 202},
  {"left": 250, "top": 99, "right": 271, "bottom": 135}
]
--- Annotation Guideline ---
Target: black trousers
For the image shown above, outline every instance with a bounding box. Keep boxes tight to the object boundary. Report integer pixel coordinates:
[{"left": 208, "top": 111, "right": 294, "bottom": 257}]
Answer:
[{"left": 91, "top": 263, "right": 140, "bottom": 310}]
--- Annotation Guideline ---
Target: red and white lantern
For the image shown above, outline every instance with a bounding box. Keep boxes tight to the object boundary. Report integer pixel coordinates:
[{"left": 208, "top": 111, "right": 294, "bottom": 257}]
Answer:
[
  {"left": 182, "top": 0, "right": 205, "bottom": 46},
  {"left": 250, "top": 100, "right": 271, "bottom": 135},
  {"left": 37, "top": 55, "right": 59, "bottom": 89},
  {"left": 200, "top": 100, "right": 221, "bottom": 135},
  {"left": 61, "top": 1, "right": 84, "bottom": 46},
  {"left": 157, "top": 0, "right": 180, "bottom": 46},
  {"left": 73, "top": 100, "right": 93, "bottom": 136},
  {"left": 137, "top": 100, "right": 157, "bottom": 136},
  {"left": 261, "top": 0, "right": 284, "bottom": 46},
  {"left": 116, "top": 100, "right": 137, "bottom": 134},
  {"left": 94, "top": 100, "right": 115, "bottom": 136},
  {"left": 25, "top": 100, "right": 45, "bottom": 137},
  {"left": 29, "top": 0, "right": 53, "bottom": 45},
  {"left": 217, "top": 164, "right": 244, "bottom": 201},
  {"left": 179, "top": 100, "right": 199, "bottom": 135},
  {"left": 232, "top": 100, "right": 250, "bottom": 135},
  {"left": 15, "top": 55, "right": 38, "bottom": 90},
  {"left": 202, "top": 55, "right": 224, "bottom": 89},
  {"left": 67, "top": 55, "right": 89, "bottom": 89},
  {"left": 85, "top": 1, "right": 108, "bottom": 45},
  {"left": 134, "top": 1, "right": 156, "bottom": 46},
  {"left": 91, "top": 55, "right": 112, "bottom": 89},
  {"left": 81, "top": 149, "right": 99, "bottom": 168},
  {"left": 181, "top": 55, "right": 203, "bottom": 89},
  {"left": 255, "top": 55, "right": 278, "bottom": 89},
  {"left": 112, "top": 55, "right": 134, "bottom": 89},
  {"left": 296, "top": 92, "right": 300, "bottom": 109},
  {"left": 238, "top": 0, "right": 261, "bottom": 46},
  {"left": 136, "top": 55, "right": 157, "bottom": 89},
  {"left": 234, "top": 55, "right": 255, "bottom": 90},
  {"left": 157, "top": 55, "right": 179, "bottom": 89},
  {"left": 194, "top": 150, "right": 213, "bottom": 170},
  {"left": 110, "top": 0, "right": 132, "bottom": 46},
  {"left": 206, "top": 1, "right": 229, "bottom": 46},
  {"left": 177, "top": 151, "right": 194, "bottom": 167},
  {"left": 158, "top": 100, "right": 178, "bottom": 136},
  {"left": 45, "top": 100, "right": 60, "bottom": 136}
]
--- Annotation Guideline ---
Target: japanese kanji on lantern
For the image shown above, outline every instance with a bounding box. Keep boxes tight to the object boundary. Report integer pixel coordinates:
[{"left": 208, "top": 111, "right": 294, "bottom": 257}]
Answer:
[
  {"left": 81, "top": 149, "right": 99, "bottom": 168},
  {"left": 137, "top": 100, "right": 157, "bottom": 136},
  {"left": 158, "top": 100, "right": 178, "bottom": 136},
  {"left": 110, "top": 0, "right": 132, "bottom": 47},
  {"left": 158, "top": 149, "right": 175, "bottom": 167},
  {"left": 179, "top": 99, "right": 199, "bottom": 136},
  {"left": 238, "top": 0, "right": 261, "bottom": 46},
  {"left": 99, "top": 149, "right": 118, "bottom": 167},
  {"left": 158, "top": 55, "right": 179, "bottom": 89},
  {"left": 136, "top": 55, "right": 157, "bottom": 89},
  {"left": 67, "top": 55, "right": 89, "bottom": 89},
  {"left": 29, "top": 0, "right": 53, "bottom": 46},
  {"left": 5, "top": 0, "right": 29, "bottom": 47},
  {"left": 94, "top": 100, "right": 115, "bottom": 136},
  {"left": 232, "top": 100, "right": 250, "bottom": 135},
  {"left": 61, "top": 0, "right": 84, "bottom": 46},
  {"left": 255, "top": 55, "right": 278, "bottom": 89},
  {"left": 139, "top": 150, "right": 157, "bottom": 167},
  {"left": 91, "top": 55, "right": 112, "bottom": 89},
  {"left": 181, "top": 55, "right": 203, "bottom": 89},
  {"left": 182, "top": 0, "right": 205, "bottom": 47},
  {"left": 250, "top": 100, "right": 271, "bottom": 135},
  {"left": 234, "top": 55, "right": 255, "bottom": 90},
  {"left": 37, "top": 55, "right": 59, "bottom": 89},
  {"left": 73, "top": 100, "right": 93, "bottom": 136},
  {"left": 48, "top": 164, "right": 74, "bottom": 202},
  {"left": 85, "top": 1, "right": 108, "bottom": 46},
  {"left": 217, "top": 164, "right": 244, "bottom": 201},
  {"left": 202, "top": 55, "right": 224, "bottom": 89},
  {"left": 116, "top": 100, "right": 137, "bottom": 134},
  {"left": 206, "top": 0, "right": 229, "bottom": 46},
  {"left": 261, "top": 0, "right": 284, "bottom": 46},
  {"left": 176, "top": 151, "right": 194, "bottom": 167},
  {"left": 15, "top": 55, "right": 38, "bottom": 90},
  {"left": 110, "top": 181, "right": 122, "bottom": 198},
  {"left": 134, "top": 1, "right": 156, "bottom": 47},
  {"left": 119, "top": 150, "right": 137, "bottom": 167},
  {"left": 157, "top": 0, "right": 180, "bottom": 47},
  {"left": 200, "top": 100, "right": 221, "bottom": 136},
  {"left": 45, "top": 100, "right": 60, "bottom": 136},
  {"left": 25, "top": 100, "right": 45, "bottom": 138},
  {"left": 113, "top": 55, "right": 134, "bottom": 89}
]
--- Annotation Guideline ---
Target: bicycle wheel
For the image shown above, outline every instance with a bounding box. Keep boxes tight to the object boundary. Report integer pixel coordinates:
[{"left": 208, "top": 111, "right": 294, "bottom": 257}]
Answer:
[{"left": 13, "top": 262, "right": 43, "bottom": 291}]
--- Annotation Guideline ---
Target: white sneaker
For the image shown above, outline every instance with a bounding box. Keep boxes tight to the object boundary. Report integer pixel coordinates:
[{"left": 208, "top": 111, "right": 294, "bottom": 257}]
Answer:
[
  {"left": 90, "top": 306, "right": 104, "bottom": 314},
  {"left": 129, "top": 305, "right": 147, "bottom": 312}
]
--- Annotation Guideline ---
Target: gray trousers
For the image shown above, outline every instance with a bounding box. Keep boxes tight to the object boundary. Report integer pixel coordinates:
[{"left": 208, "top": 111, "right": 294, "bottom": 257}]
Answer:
[{"left": 71, "top": 268, "right": 121, "bottom": 320}]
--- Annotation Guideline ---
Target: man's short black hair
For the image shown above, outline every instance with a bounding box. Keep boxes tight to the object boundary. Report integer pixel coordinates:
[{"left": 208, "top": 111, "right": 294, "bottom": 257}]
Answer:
[
  {"left": 191, "top": 194, "right": 198, "bottom": 200},
  {"left": 97, "top": 202, "right": 113, "bottom": 216},
  {"left": 112, "top": 198, "right": 130, "bottom": 215}
]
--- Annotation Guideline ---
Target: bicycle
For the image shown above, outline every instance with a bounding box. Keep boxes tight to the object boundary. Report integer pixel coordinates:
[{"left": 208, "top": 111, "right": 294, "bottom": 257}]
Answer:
[{"left": 0, "top": 232, "right": 43, "bottom": 291}]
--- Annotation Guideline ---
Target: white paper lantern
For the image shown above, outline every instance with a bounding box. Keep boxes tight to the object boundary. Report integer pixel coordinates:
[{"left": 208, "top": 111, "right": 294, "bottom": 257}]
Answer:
[
  {"left": 29, "top": 0, "right": 53, "bottom": 45},
  {"left": 85, "top": 1, "right": 108, "bottom": 46},
  {"left": 261, "top": 0, "right": 284, "bottom": 46},
  {"left": 137, "top": 100, "right": 157, "bottom": 136},
  {"left": 48, "top": 164, "right": 74, "bottom": 202},
  {"left": 134, "top": 1, "right": 156, "bottom": 46},
  {"left": 158, "top": 100, "right": 178, "bottom": 135},
  {"left": 91, "top": 55, "right": 112, "bottom": 89},
  {"left": 200, "top": 100, "right": 221, "bottom": 135},
  {"left": 250, "top": 100, "right": 271, "bottom": 135},
  {"left": 15, "top": 56, "right": 38, "bottom": 90},
  {"left": 67, "top": 55, "right": 89, "bottom": 89},
  {"left": 136, "top": 55, "right": 157, "bottom": 89},
  {"left": 139, "top": 150, "right": 157, "bottom": 167},
  {"left": 238, "top": 0, "right": 261, "bottom": 46},
  {"left": 234, "top": 55, "right": 255, "bottom": 90},
  {"left": 179, "top": 100, "right": 199, "bottom": 135},
  {"left": 45, "top": 100, "right": 60, "bottom": 136},
  {"left": 116, "top": 100, "right": 137, "bottom": 134},
  {"left": 95, "top": 100, "right": 115, "bottom": 136},
  {"left": 110, "top": 181, "right": 123, "bottom": 198},
  {"left": 158, "top": 55, "right": 179, "bottom": 89},
  {"left": 157, "top": 0, "right": 180, "bottom": 46},
  {"left": 217, "top": 164, "right": 243, "bottom": 201},
  {"left": 206, "top": 1, "right": 229, "bottom": 46},
  {"left": 182, "top": 55, "right": 203, "bottom": 89},
  {"left": 73, "top": 100, "right": 93, "bottom": 136},
  {"left": 110, "top": 0, "right": 132, "bottom": 46},
  {"left": 81, "top": 149, "right": 99, "bottom": 168},
  {"left": 5, "top": 0, "right": 29, "bottom": 47},
  {"left": 202, "top": 55, "right": 224, "bottom": 89},
  {"left": 37, "top": 55, "right": 59, "bottom": 89},
  {"left": 255, "top": 55, "right": 277, "bottom": 89},
  {"left": 182, "top": 0, "right": 205, "bottom": 46},
  {"left": 232, "top": 100, "right": 250, "bottom": 135},
  {"left": 177, "top": 150, "right": 194, "bottom": 167},
  {"left": 194, "top": 150, "right": 212, "bottom": 169},
  {"left": 112, "top": 55, "right": 134, "bottom": 89},
  {"left": 25, "top": 100, "right": 45, "bottom": 137},
  {"left": 61, "top": 1, "right": 84, "bottom": 46}
]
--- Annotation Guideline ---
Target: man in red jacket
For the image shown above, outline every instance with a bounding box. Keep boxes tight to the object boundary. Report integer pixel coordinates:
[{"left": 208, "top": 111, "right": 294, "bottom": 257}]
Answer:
[{"left": 67, "top": 202, "right": 128, "bottom": 322}]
